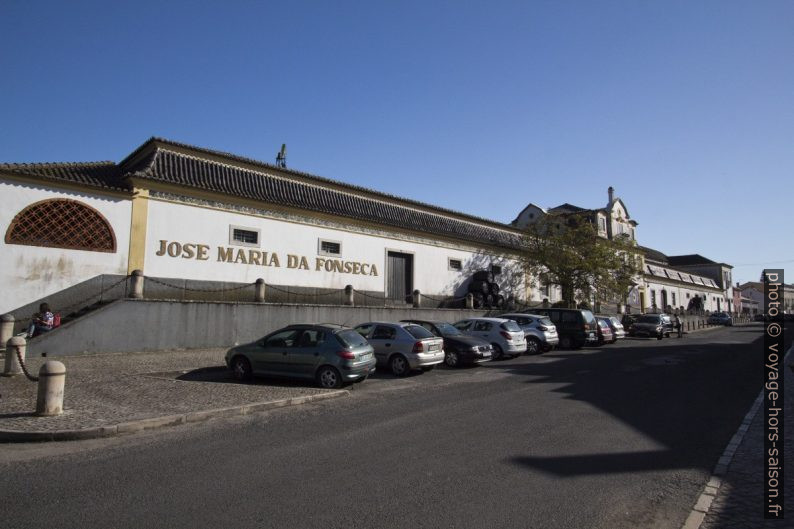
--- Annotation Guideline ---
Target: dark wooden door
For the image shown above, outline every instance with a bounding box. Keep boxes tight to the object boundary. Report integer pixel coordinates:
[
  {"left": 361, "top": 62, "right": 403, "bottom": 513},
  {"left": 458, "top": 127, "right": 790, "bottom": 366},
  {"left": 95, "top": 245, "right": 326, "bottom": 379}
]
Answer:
[{"left": 387, "top": 252, "right": 413, "bottom": 301}]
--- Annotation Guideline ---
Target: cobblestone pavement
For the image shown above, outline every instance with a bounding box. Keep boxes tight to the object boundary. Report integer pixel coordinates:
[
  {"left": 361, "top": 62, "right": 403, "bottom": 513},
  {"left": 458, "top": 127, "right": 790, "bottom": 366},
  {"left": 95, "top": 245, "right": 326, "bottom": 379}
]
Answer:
[
  {"left": 0, "top": 348, "right": 338, "bottom": 435},
  {"left": 697, "top": 347, "right": 792, "bottom": 529}
]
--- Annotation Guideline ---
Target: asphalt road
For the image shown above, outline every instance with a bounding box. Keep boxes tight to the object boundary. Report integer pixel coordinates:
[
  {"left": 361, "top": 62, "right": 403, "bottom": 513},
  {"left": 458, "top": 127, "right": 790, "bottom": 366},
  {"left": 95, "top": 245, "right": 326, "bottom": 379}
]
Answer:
[{"left": 1, "top": 324, "right": 783, "bottom": 529}]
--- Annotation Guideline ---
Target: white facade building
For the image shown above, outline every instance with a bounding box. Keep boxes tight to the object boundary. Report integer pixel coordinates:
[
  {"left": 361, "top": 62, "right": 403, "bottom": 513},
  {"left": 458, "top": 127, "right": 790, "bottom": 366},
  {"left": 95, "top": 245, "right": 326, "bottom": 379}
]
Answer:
[{"left": 1, "top": 138, "right": 528, "bottom": 315}]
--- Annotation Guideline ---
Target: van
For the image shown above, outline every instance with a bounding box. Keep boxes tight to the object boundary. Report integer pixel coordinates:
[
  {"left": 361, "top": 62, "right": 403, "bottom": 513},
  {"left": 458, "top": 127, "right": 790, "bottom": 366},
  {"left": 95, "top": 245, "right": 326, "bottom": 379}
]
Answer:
[{"left": 528, "top": 308, "right": 598, "bottom": 349}]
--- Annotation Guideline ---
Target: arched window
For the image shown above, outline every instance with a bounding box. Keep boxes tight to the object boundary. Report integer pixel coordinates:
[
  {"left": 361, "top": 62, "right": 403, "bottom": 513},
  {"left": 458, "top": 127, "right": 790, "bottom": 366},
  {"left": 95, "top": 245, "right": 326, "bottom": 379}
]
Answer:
[{"left": 5, "top": 199, "right": 116, "bottom": 252}]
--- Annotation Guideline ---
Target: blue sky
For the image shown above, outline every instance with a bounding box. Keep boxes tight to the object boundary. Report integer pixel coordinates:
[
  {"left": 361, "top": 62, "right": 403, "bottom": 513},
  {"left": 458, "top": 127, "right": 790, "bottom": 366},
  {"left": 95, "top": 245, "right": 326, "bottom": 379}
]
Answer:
[{"left": 1, "top": 0, "right": 791, "bottom": 285}]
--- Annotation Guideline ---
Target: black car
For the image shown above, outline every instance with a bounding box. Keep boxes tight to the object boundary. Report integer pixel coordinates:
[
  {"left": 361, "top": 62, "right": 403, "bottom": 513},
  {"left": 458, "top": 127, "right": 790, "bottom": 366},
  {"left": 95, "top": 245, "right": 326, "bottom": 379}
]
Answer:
[
  {"left": 526, "top": 308, "right": 598, "bottom": 349},
  {"left": 401, "top": 319, "right": 493, "bottom": 367},
  {"left": 628, "top": 314, "right": 666, "bottom": 339}
]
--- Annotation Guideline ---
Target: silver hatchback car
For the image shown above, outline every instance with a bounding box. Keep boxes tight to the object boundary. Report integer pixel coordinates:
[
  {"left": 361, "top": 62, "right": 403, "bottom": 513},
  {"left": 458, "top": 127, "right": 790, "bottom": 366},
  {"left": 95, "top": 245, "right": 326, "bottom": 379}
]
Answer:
[
  {"left": 452, "top": 317, "right": 527, "bottom": 360},
  {"left": 499, "top": 313, "right": 559, "bottom": 354},
  {"left": 354, "top": 322, "right": 445, "bottom": 376}
]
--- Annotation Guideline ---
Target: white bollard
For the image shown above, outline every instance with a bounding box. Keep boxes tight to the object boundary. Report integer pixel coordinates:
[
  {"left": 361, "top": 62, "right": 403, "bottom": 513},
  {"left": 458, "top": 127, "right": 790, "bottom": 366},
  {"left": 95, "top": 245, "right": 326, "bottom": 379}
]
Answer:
[
  {"left": 3, "top": 336, "right": 25, "bottom": 376},
  {"left": 344, "top": 285, "right": 354, "bottom": 306},
  {"left": 0, "top": 314, "right": 14, "bottom": 351},
  {"left": 412, "top": 290, "right": 422, "bottom": 308},
  {"left": 129, "top": 269, "right": 144, "bottom": 299},
  {"left": 255, "top": 278, "right": 266, "bottom": 302},
  {"left": 36, "top": 361, "right": 66, "bottom": 416}
]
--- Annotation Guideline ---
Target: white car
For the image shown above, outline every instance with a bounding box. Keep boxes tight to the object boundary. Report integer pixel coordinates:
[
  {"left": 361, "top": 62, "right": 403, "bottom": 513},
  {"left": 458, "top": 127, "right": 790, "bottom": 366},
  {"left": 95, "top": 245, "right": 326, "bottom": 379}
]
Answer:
[{"left": 452, "top": 317, "right": 527, "bottom": 360}]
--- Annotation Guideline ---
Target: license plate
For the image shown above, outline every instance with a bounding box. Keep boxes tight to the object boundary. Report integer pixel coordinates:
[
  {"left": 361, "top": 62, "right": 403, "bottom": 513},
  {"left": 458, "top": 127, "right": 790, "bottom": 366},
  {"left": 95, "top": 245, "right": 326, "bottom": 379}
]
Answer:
[
  {"left": 360, "top": 353, "right": 371, "bottom": 360},
  {"left": 482, "top": 351, "right": 492, "bottom": 357},
  {"left": 588, "top": 333, "right": 595, "bottom": 339},
  {"left": 428, "top": 344, "right": 440, "bottom": 351}
]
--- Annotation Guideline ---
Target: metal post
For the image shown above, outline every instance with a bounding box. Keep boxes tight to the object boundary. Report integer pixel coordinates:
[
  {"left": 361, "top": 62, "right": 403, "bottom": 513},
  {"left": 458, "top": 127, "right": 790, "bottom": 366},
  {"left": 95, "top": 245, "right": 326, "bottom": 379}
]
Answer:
[
  {"left": 36, "top": 361, "right": 66, "bottom": 416},
  {"left": 412, "top": 290, "right": 421, "bottom": 308},
  {"left": 130, "top": 269, "right": 144, "bottom": 299},
  {"left": 3, "top": 336, "right": 26, "bottom": 376},
  {"left": 466, "top": 293, "right": 474, "bottom": 310},
  {"left": 344, "top": 285, "right": 354, "bottom": 307},
  {"left": 255, "top": 279, "right": 266, "bottom": 302},
  {"left": 0, "top": 314, "right": 14, "bottom": 352}
]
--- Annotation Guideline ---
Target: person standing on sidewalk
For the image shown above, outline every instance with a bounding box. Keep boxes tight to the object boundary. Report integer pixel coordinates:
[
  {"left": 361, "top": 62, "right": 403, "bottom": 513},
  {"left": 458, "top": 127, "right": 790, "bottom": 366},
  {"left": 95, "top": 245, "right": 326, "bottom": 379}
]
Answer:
[{"left": 674, "top": 314, "right": 683, "bottom": 338}]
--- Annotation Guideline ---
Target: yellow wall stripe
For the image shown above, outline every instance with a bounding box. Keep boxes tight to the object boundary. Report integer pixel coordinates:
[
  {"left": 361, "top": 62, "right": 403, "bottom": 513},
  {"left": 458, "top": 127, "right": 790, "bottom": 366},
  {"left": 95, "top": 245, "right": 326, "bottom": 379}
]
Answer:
[{"left": 127, "top": 188, "right": 149, "bottom": 273}]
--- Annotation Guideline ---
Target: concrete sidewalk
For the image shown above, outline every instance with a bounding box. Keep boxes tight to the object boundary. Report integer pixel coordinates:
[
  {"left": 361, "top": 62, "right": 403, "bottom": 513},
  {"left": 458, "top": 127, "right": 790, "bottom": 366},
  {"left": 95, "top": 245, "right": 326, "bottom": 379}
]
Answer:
[
  {"left": 0, "top": 348, "right": 347, "bottom": 442},
  {"left": 685, "top": 343, "right": 793, "bottom": 529}
]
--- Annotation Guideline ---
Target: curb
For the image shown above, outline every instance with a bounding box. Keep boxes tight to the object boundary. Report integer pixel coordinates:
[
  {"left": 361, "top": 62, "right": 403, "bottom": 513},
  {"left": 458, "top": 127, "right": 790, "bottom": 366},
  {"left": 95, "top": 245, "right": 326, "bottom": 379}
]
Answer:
[
  {"left": 680, "top": 341, "right": 792, "bottom": 529},
  {"left": 0, "top": 389, "right": 349, "bottom": 443}
]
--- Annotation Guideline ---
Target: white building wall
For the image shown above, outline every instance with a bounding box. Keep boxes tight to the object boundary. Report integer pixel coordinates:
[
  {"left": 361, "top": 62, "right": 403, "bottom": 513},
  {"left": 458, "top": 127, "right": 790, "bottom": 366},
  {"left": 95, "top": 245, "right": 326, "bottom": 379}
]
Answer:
[
  {"left": 0, "top": 179, "right": 131, "bottom": 313},
  {"left": 143, "top": 198, "right": 525, "bottom": 297},
  {"left": 643, "top": 278, "right": 724, "bottom": 313}
]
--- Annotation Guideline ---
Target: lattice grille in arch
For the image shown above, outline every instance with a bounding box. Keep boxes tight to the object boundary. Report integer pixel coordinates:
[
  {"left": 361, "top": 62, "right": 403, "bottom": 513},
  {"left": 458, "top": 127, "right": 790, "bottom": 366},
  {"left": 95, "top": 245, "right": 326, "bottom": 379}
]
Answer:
[{"left": 5, "top": 199, "right": 116, "bottom": 252}]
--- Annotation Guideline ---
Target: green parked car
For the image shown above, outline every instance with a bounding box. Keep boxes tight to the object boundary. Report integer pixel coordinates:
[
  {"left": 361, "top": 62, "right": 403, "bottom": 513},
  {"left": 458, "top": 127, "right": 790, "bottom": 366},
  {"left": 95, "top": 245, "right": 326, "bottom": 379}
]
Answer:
[{"left": 225, "top": 324, "right": 376, "bottom": 389}]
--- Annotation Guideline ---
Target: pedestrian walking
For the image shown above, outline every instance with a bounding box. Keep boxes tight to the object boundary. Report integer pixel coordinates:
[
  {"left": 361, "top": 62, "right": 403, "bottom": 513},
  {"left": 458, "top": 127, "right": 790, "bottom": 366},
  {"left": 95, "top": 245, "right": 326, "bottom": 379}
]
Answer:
[{"left": 675, "top": 314, "right": 683, "bottom": 338}]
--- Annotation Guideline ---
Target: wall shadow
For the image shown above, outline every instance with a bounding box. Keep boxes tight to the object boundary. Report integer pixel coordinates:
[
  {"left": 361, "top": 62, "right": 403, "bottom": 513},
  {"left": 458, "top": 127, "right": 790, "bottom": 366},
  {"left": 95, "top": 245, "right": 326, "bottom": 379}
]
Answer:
[{"left": 484, "top": 327, "right": 793, "bottom": 478}]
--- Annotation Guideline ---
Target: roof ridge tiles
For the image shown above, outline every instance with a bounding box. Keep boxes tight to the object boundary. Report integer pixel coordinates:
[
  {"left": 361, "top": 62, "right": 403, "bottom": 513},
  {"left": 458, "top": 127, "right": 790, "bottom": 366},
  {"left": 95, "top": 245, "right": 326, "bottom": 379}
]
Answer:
[
  {"left": 146, "top": 146, "right": 521, "bottom": 236},
  {"left": 131, "top": 137, "right": 520, "bottom": 233},
  {"left": 0, "top": 160, "right": 116, "bottom": 168}
]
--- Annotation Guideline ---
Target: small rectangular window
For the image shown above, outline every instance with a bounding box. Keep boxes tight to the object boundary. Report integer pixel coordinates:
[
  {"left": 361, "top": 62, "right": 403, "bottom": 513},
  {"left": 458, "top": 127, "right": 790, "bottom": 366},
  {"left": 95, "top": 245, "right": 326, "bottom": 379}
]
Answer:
[
  {"left": 229, "top": 226, "right": 260, "bottom": 247},
  {"left": 491, "top": 265, "right": 502, "bottom": 275},
  {"left": 448, "top": 258, "right": 462, "bottom": 271},
  {"left": 318, "top": 239, "right": 342, "bottom": 256}
]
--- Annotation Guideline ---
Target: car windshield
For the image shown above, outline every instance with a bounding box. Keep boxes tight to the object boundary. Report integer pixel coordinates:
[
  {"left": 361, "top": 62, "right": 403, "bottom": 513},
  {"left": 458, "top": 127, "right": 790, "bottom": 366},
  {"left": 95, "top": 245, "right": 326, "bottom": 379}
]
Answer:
[
  {"left": 435, "top": 323, "right": 462, "bottom": 336},
  {"left": 637, "top": 315, "right": 661, "bottom": 323},
  {"left": 582, "top": 310, "right": 596, "bottom": 324},
  {"left": 404, "top": 325, "right": 435, "bottom": 339},
  {"left": 336, "top": 330, "right": 369, "bottom": 348},
  {"left": 598, "top": 320, "right": 609, "bottom": 329},
  {"left": 501, "top": 320, "right": 522, "bottom": 332},
  {"left": 539, "top": 317, "right": 553, "bottom": 326},
  {"left": 609, "top": 317, "right": 621, "bottom": 325}
]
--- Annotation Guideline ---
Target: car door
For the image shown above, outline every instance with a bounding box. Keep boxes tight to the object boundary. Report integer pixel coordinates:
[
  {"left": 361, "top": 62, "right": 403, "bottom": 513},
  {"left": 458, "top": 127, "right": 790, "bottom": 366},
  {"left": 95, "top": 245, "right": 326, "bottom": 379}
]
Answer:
[
  {"left": 288, "top": 329, "right": 327, "bottom": 378},
  {"left": 252, "top": 329, "right": 301, "bottom": 374},
  {"left": 453, "top": 320, "right": 472, "bottom": 335},
  {"left": 472, "top": 320, "right": 493, "bottom": 341},
  {"left": 367, "top": 325, "right": 398, "bottom": 364}
]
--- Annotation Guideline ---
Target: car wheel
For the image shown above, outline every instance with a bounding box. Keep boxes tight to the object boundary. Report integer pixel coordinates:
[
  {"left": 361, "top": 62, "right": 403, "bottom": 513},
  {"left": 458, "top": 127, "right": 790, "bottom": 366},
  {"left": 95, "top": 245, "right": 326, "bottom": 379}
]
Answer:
[
  {"left": 491, "top": 344, "right": 504, "bottom": 360},
  {"left": 231, "top": 356, "right": 252, "bottom": 382},
  {"left": 559, "top": 336, "right": 572, "bottom": 349},
  {"left": 421, "top": 365, "right": 435, "bottom": 372},
  {"left": 390, "top": 355, "right": 411, "bottom": 377},
  {"left": 316, "top": 366, "right": 342, "bottom": 389},
  {"left": 444, "top": 351, "right": 460, "bottom": 367},
  {"left": 526, "top": 337, "right": 541, "bottom": 355},
  {"left": 657, "top": 332, "right": 663, "bottom": 340}
]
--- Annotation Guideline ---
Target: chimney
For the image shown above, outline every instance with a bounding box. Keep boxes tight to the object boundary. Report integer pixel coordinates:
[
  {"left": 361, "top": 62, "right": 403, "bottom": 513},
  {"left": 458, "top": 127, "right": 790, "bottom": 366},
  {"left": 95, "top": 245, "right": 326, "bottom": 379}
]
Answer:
[{"left": 608, "top": 186, "right": 614, "bottom": 204}]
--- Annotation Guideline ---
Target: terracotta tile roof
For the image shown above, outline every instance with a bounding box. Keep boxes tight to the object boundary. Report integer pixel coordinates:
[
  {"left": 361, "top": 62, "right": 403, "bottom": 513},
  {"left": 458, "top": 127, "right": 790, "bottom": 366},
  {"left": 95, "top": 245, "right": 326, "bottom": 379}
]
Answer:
[
  {"left": 123, "top": 138, "right": 524, "bottom": 250},
  {"left": 667, "top": 254, "right": 716, "bottom": 266},
  {"left": 2, "top": 138, "right": 525, "bottom": 250},
  {"left": 547, "top": 203, "right": 589, "bottom": 214},
  {"left": 640, "top": 245, "right": 669, "bottom": 264},
  {"left": 0, "top": 161, "right": 130, "bottom": 192}
]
